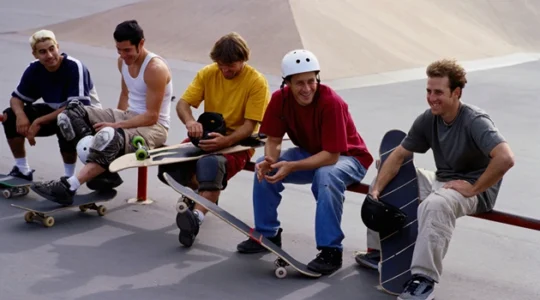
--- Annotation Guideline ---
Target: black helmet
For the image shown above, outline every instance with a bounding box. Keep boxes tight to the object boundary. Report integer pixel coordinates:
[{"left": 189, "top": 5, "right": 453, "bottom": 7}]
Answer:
[
  {"left": 190, "top": 112, "right": 227, "bottom": 147},
  {"left": 361, "top": 194, "right": 407, "bottom": 234}
]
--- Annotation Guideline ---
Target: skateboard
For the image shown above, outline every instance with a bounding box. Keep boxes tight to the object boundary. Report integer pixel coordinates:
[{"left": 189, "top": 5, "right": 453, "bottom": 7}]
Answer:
[
  {"left": 11, "top": 189, "right": 118, "bottom": 228},
  {"left": 376, "top": 129, "right": 419, "bottom": 295},
  {"left": 109, "top": 133, "right": 289, "bottom": 173},
  {"left": 0, "top": 173, "right": 33, "bottom": 199},
  {"left": 163, "top": 172, "right": 322, "bottom": 279}
]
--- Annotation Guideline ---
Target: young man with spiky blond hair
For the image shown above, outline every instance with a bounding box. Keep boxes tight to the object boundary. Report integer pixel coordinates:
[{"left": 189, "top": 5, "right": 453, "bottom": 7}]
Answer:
[{"left": 2, "top": 29, "right": 101, "bottom": 181}]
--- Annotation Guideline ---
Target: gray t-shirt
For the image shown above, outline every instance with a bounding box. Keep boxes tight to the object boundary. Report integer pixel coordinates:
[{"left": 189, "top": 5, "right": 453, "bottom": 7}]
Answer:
[{"left": 401, "top": 102, "right": 506, "bottom": 213}]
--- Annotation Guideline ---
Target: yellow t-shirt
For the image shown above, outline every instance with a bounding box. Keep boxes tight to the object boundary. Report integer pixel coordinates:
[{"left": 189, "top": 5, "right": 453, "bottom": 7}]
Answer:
[{"left": 181, "top": 63, "right": 270, "bottom": 135}]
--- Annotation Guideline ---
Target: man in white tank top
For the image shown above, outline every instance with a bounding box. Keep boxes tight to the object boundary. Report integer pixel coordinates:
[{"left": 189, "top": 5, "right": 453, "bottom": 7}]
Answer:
[{"left": 31, "top": 20, "right": 173, "bottom": 205}]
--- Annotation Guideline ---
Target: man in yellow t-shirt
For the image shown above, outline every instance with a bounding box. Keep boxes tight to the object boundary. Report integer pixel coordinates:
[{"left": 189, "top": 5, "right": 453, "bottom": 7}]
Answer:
[{"left": 157, "top": 32, "right": 270, "bottom": 247}]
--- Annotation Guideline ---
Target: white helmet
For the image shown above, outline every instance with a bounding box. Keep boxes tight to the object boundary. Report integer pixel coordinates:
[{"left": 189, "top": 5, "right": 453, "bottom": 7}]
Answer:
[
  {"left": 281, "top": 49, "right": 320, "bottom": 78},
  {"left": 76, "top": 135, "right": 93, "bottom": 164}
]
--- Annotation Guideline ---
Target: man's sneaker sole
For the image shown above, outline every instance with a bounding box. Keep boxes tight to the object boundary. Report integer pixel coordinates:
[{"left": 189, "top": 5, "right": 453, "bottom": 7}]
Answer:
[{"left": 354, "top": 251, "right": 379, "bottom": 270}]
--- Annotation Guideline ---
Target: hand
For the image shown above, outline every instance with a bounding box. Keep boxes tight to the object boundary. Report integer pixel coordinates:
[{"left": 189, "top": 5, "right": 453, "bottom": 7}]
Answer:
[
  {"left": 370, "top": 190, "right": 380, "bottom": 200},
  {"left": 186, "top": 120, "right": 203, "bottom": 139},
  {"left": 264, "top": 161, "right": 294, "bottom": 184},
  {"left": 16, "top": 114, "right": 30, "bottom": 136},
  {"left": 26, "top": 119, "right": 42, "bottom": 146},
  {"left": 443, "top": 180, "right": 477, "bottom": 198},
  {"left": 94, "top": 122, "right": 118, "bottom": 132},
  {"left": 198, "top": 132, "right": 230, "bottom": 152},
  {"left": 255, "top": 156, "right": 275, "bottom": 182}
]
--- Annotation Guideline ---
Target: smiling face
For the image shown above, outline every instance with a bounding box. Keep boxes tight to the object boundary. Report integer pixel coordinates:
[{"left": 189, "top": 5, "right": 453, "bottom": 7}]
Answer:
[
  {"left": 33, "top": 39, "right": 61, "bottom": 70},
  {"left": 426, "top": 76, "right": 460, "bottom": 116},
  {"left": 116, "top": 39, "right": 144, "bottom": 66},
  {"left": 287, "top": 71, "right": 318, "bottom": 106}
]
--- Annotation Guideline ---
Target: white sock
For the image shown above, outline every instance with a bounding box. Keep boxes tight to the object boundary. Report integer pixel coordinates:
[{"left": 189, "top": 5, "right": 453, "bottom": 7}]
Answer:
[
  {"left": 194, "top": 209, "right": 205, "bottom": 224},
  {"left": 15, "top": 158, "right": 31, "bottom": 175},
  {"left": 67, "top": 176, "right": 80, "bottom": 192},
  {"left": 64, "top": 163, "right": 76, "bottom": 177}
]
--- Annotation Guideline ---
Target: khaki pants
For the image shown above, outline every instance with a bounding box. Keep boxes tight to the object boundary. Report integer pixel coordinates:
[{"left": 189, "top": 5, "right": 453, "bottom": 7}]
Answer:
[
  {"left": 366, "top": 168, "right": 479, "bottom": 282},
  {"left": 85, "top": 107, "right": 168, "bottom": 153}
]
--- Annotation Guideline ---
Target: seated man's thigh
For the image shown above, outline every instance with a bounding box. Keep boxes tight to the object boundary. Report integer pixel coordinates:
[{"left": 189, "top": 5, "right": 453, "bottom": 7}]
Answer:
[
  {"left": 3, "top": 103, "right": 55, "bottom": 138},
  {"left": 157, "top": 160, "right": 197, "bottom": 187},
  {"left": 195, "top": 155, "right": 231, "bottom": 191},
  {"left": 123, "top": 124, "right": 168, "bottom": 153},
  {"left": 85, "top": 106, "right": 120, "bottom": 125}
]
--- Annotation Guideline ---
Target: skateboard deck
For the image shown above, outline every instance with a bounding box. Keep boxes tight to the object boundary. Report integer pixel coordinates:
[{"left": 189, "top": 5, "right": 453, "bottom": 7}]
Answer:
[
  {"left": 11, "top": 189, "right": 118, "bottom": 228},
  {"left": 163, "top": 172, "right": 321, "bottom": 279},
  {"left": 376, "top": 129, "right": 419, "bottom": 295},
  {"left": 0, "top": 173, "right": 33, "bottom": 199},
  {"left": 109, "top": 133, "right": 289, "bottom": 173}
]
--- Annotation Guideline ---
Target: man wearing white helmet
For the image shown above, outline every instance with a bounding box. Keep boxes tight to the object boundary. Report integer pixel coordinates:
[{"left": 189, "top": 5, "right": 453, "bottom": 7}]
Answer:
[{"left": 236, "top": 49, "right": 374, "bottom": 275}]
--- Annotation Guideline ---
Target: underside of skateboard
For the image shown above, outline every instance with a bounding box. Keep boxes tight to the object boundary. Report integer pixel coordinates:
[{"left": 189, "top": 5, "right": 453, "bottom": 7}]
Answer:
[
  {"left": 1, "top": 185, "right": 30, "bottom": 199},
  {"left": 175, "top": 196, "right": 315, "bottom": 279},
  {"left": 23, "top": 202, "right": 108, "bottom": 228}
]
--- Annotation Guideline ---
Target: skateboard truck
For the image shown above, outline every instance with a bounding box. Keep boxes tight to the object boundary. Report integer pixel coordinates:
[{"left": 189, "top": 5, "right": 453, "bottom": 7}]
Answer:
[
  {"left": 2, "top": 186, "right": 30, "bottom": 199},
  {"left": 23, "top": 203, "right": 107, "bottom": 228},
  {"left": 132, "top": 136, "right": 149, "bottom": 161}
]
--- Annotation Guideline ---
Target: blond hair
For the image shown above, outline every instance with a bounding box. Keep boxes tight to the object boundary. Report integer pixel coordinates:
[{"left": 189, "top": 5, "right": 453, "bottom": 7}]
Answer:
[{"left": 29, "top": 29, "right": 57, "bottom": 51}]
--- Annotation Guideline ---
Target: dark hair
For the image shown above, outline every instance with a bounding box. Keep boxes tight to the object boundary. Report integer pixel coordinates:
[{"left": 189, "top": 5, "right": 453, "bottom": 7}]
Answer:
[
  {"left": 209, "top": 32, "right": 250, "bottom": 64},
  {"left": 113, "top": 20, "right": 144, "bottom": 46}
]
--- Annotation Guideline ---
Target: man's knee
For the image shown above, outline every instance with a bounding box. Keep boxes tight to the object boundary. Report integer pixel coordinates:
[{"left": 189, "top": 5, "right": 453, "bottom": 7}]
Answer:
[
  {"left": 86, "top": 127, "right": 125, "bottom": 168},
  {"left": 196, "top": 155, "right": 227, "bottom": 191},
  {"left": 2, "top": 107, "right": 19, "bottom": 137},
  {"left": 57, "top": 100, "right": 93, "bottom": 142},
  {"left": 313, "top": 166, "right": 343, "bottom": 187}
]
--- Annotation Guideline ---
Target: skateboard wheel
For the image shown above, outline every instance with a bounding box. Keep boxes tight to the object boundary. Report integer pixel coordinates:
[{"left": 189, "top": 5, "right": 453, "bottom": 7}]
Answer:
[
  {"left": 97, "top": 205, "right": 107, "bottom": 216},
  {"left": 21, "top": 186, "right": 30, "bottom": 196},
  {"left": 43, "top": 216, "right": 54, "bottom": 228},
  {"left": 3, "top": 189, "right": 12, "bottom": 199},
  {"left": 176, "top": 201, "right": 188, "bottom": 213},
  {"left": 24, "top": 212, "right": 34, "bottom": 223},
  {"left": 275, "top": 267, "right": 287, "bottom": 279},
  {"left": 132, "top": 135, "right": 146, "bottom": 148},
  {"left": 135, "top": 148, "right": 149, "bottom": 161},
  {"left": 79, "top": 205, "right": 88, "bottom": 212}
]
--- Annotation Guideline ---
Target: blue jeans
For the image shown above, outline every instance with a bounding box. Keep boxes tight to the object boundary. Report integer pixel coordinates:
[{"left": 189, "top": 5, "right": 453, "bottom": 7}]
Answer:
[{"left": 253, "top": 147, "right": 367, "bottom": 250}]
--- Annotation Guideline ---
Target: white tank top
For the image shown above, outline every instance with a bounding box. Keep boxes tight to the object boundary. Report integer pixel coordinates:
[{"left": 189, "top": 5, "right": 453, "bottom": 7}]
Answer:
[{"left": 122, "top": 52, "right": 173, "bottom": 128}]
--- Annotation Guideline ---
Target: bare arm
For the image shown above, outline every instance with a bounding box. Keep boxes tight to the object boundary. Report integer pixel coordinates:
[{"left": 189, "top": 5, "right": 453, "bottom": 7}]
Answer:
[
  {"left": 264, "top": 136, "right": 282, "bottom": 162},
  {"left": 471, "top": 142, "right": 515, "bottom": 194},
  {"left": 176, "top": 98, "right": 196, "bottom": 125},
  {"left": 372, "top": 145, "right": 412, "bottom": 196},
  {"left": 10, "top": 97, "right": 26, "bottom": 118},
  {"left": 116, "top": 58, "right": 169, "bottom": 129},
  {"left": 222, "top": 119, "right": 258, "bottom": 147},
  {"left": 289, "top": 151, "right": 340, "bottom": 172},
  {"left": 35, "top": 107, "right": 66, "bottom": 124},
  {"left": 116, "top": 58, "right": 129, "bottom": 111}
]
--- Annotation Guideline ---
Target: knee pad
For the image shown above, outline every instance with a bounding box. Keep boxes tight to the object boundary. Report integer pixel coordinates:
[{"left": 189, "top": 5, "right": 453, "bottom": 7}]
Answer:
[
  {"left": 57, "top": 100, "right": 93, "bottom": 142},
  {"left": 86, "top": 127, "right": 125, "bottom": 168},
  {"left": 76, "top": 135, "right": 94, "bottom": 164},
  {"left": 196, "top": 155, "right": 227, "bottom": 191}
]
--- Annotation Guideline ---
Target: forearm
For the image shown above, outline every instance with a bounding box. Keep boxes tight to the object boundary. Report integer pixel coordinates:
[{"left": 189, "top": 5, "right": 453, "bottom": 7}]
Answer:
[
  {"left": 264, "top": 137, "right": 282, "bottom": 162},
  {"left": 471, "top": 156, "right": 514, "bottom": 195},
  {"left": 10, "top": 97, "right": 26, "bottom": 117},
  {"left": 289, "top": 150, "right": 339, "bottom": 172},
  {"left": 116, "top": 112, "right": 158, "bottom": 129},
  {"left": 372, "top": 152, "right": 405, "bottom": 193},
  {"left": 37, "top": 107, "right": 65, "bottom": 124},
  {"left": 223, "top": 121, "right": 256, "bottom": 147},
  {"left": 176, "top": 100, "right": 196, "bottom": 125}
]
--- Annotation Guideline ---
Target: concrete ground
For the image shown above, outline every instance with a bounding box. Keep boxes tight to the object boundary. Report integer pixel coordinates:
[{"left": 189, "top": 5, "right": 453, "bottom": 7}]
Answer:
[{"left": 1, "top": 2, "right": 540, "bottom": 300}]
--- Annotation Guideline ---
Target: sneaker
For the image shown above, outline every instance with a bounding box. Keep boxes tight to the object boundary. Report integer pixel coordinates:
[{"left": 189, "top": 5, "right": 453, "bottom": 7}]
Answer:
[
  {"left": 86, "top": 171, "right": 123, "bottom": 191},
  {"left": 176, "top": 209, "right": 202, "bottom": 247},
  {"left": 398, "top": 275, "right": 435, "bottom": 300},
  {"left": 307, "top": 247, "right": 343, "bottom": 275},
  {"left": 355, "top": 249, "right": 380, "bottom": 270},
  {"left": 8, "top": 166, "right": 34, "bottom": 181},
  {"left": 30, "top": 176, "right": 75, "bottom": 205},
  {"left": 237, "top": 228, "right": 283, "bottom": 254}
]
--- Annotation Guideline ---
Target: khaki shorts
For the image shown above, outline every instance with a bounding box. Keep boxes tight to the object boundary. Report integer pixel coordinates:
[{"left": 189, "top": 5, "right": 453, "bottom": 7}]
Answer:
[{"left": 85, "top": 106, "right": 168, "bottom": 153}]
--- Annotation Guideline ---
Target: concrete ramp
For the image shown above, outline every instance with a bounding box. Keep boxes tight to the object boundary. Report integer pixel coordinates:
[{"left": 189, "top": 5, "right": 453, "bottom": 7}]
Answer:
[{"left": 19, "top": 0, "right": 540, "bottom": 80}]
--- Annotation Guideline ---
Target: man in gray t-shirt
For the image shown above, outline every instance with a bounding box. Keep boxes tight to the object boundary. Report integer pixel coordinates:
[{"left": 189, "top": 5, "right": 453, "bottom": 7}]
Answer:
[{"left": 355, "top": 59, "right": 515, "bottom": 300}]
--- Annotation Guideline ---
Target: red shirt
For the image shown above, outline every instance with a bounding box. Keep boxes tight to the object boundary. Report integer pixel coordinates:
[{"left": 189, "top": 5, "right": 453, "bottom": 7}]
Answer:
[{"left": 260, "top": 84, "right": 374, "bottom": 170}]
